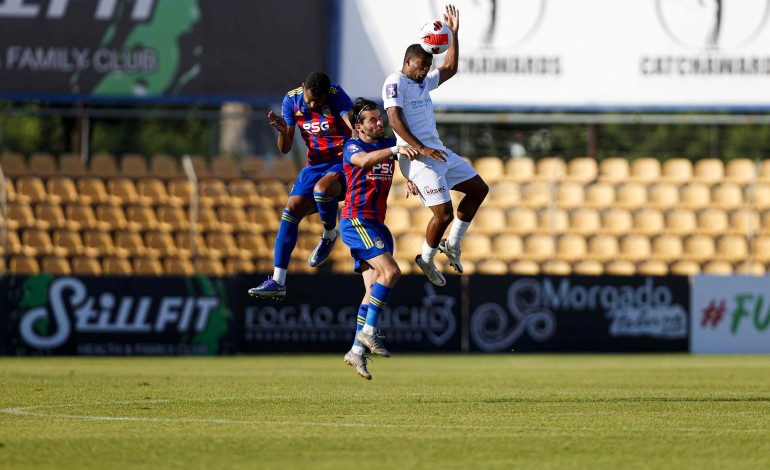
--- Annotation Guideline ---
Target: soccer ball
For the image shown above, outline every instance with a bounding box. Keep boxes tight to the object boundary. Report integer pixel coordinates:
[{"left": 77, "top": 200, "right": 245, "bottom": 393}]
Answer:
[{"left": 420, "top": 21, "right": 452, "bottom": 54}]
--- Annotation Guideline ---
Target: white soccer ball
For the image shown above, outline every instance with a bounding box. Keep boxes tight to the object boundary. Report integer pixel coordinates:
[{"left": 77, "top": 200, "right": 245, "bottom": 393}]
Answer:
[{"left": 420, "top": 21, "right": 453, "bottom": 54}]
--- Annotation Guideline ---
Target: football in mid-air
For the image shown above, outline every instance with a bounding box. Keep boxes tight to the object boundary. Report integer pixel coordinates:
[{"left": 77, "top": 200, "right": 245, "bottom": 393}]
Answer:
[{"left": 420, "top": 21, "right": 452, "bottom": 54}]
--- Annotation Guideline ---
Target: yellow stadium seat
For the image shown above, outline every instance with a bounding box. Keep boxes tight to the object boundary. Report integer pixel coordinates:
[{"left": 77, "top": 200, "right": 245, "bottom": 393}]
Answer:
[
  {"left": 8, "top": 202, "right": 40, "bottom": 231},
  {"left": 680, "top": 183, "right": 711, "bottom": 210},
  {"left": 522, "top": 234, "right": 555, "bottom": 262},
  {"left": 664, "top": 208, "right": 697, "bottom": 235},
  {"left": 218, "top": 206, "right": 259, "bottom": 233},
  {"left": 59, "top": 153, "right": 88, "bottom": 178},
  {"left": 572, "top": 260, "right": 604, "bottom": 276},
  {"left": 506, "top": 207, "right": 538, "bottom": 235},
  {"left": 102, "top": 256, "right": 133, "bottom": 276},
  {"left": 632, "top": 208, "right": 665, "bottom": 236},
  {"left": 683, "top": 235, "right": 716, "bottom": 262},
  {"left": 556, "top": 182, "right": 584, "bottom": 209},
  {"left": 651, "top": 235, "right": 683, "bottom": 262},
  {"left": 133, "top": 257, "right": 164, "bottom": 276},
  {"left": 647, "top": 183, "right": 679, "bottom": 211},
  {"left": 520, "top": 182, "right": 551, "bottom": 209},
  {"left": 472, "top": 207, "right": 508, "bottom": 235},
  {"left": 693, "top": 158, "right": 724, "bottom": 185},
  {"left": 638, "top": 260, "right": 668, "bottom": 276},
  {"left": 36, "top": 202, "right": 78, "bottom": 232},
  {"left": 711, "top": 183, "right": 744, "bottom": 211},
  {"left": 240, "top": 156, "right": 269, "bottom": 181},
  {"left": 78, "top": 176, "right": 119, "bottom": 206},
  {"left": 670, "top": 260, "right": 701, "bottom": 276},
  {"left": 1, "top": 152, "right": 27, "bottom": 178},
  {"left": 195, "top": 257, "right": 226, "bottom": 276},
  {"left": 211, "top": 155, "right": 242, "bottom": 182},
  {"left": 697, "top": 208, "right": 728, "bottom": 236},
  {"left": 90, "top": 152, "right": 118, "bottom": 178},
  {"left": 565, "top": 157, "right": 597, "bottom": 183},
  {"left": 114, "top": 230, "right": 148, "bottom": 258},
  {"left": 629, "top": 158, "right": 661, "bottom": 184},
  {"left": 541, "top": 260, "right": 571, "bottom": 275},
  {"left": 491, "top": 234, "right": 523, "bottom": 262},
  {"left": 556, "top": 234, "right": 587, "bottom": 263},
  {"left": 167, "top": 178, "right": 195, "bottom": 207},
  {"left": 237, "top": 232, "right": 271, "bottom": 259},
  {"left": 71, "top": 256, "right": 103, "bottom": 276},
  {"left": 136, "top": 178, "right": 172, "bottom": 206},
  {"left": 120, "top": 153, "right": 149, "bottom": 179},
  {"left": 601, "top": 208, "right": 633, "bottom": 236},
  {"left": 583, "top": 182, "right": 615, "bottom": 210},
  {"left": 188, "top": 155, "right": 212, "bottom": 180},
  {"left": 534, "top": 157, "right": 566, "bottom": 182},
  {"left": 485, "top": 181, "right": 520, "bottom": 209},
  {"left": 41, "top": 255, "right": 72, "bottom": 276},
  {"left": 503, "top": 157, "right": 534, "bottom": 183},
  {"left": 207, "top": 232, "right": 249, "bottom": 259},
  {"left": 660, "top": 158, "right": 693, "bottom": 185},
  {"left": 725, "top": 158, "right": 756, "bottom": 185},
  {"left": 29, "top": 152, "right": 57, "bottom": 178},
  {"left": 108, "top": 177, "right": 151, "bottom": 206},
  {"left": 126, "top": 205, "right": 160, "bottom": 232},
  {"left": 384, "top": 206, "right": 412, "bottom": 235},
  {"left": 200, "top": 179, "right": 238, "bottom": 207},
  {"left": 598, "top": 158, "right": 629, "bottom": 184},
  {"left": 10, "top": 255, "right": 40, "bottom": 274},
  {"left": 734, "top": 261, "right": 765, "bottom": 276},
  {"left": 157, "top": 205, "right": 191, "bottom": 232},
  {"left": 461, "top": 233, "right": 493, "bottom": 262},
  {"left": 751, "top": 235, "right": 770, "bottom": 264},
  {"left": 475, "top": 259, "right": 508, "bottom": 274},
  {"left": 703, "top": 260, "right": 733, "bottom": 275},
  {"left": 271, "top": 157, "right": 299, "bottom": 184},
  {"left": 22, "top": 228, "right": 65, "bottom": 257},
  {"left": 615, "top": 182, "right": 647, "bottom": 210},
  {"left": 145, "top": 231, "right": 179, "bottom": 258},
  {"left": 229, "top": 179, "right": 265, "bottom": 208},
  {"left": 474, "top": 157, "right": 504, "bottom": 184},
  {"left": 605, "top": 260, "right": 636, "bottom": 276},
  {"left": 83, "top": 230, "right": 117, "bottom": 258},
  {"left": 715, "top": 235, "right": 748, "bottom": 263},
  {"left": 569, "top": 208, "right": 601, "bottom": 236},
  {"left": 509, "top": 260, "right": 539, "bottom": 275},
  {"left": 52, "top": 229, "right": 86, "bottom": 257},
  {"left": 47, "top": 176, "right": 83, "bottom": 205},
  {"left": 619, "top": 234, "right": 651, "bottom": 262},
  {"left": 150, "top": 154, "right": 181, "bottom": 180},
  {"left": 225, "top": 257, "right": 257, "bottom": 275},
  {"left": 247, "top": 206, "right": 280, "bottom": 232},
  {"left": 164, "top": 256, "right": 195, "bottom": 276},
  {"left": 16, "top": 175, "right": 53, "bottom": 205},
  {"left": 728, "top": 209, "right": 759, "bottom": 236},
  {"left": 175, "top": 231, "right": 210, "bottom": 259},
  {"left": 750, "top": 184, "right": 770, "bottom": 212},
  {"left": 588, "top": 234, "right": 619, "bottom": 262},
  {"left": 536, "top": 208, "right": 568, "bottom": 235}
]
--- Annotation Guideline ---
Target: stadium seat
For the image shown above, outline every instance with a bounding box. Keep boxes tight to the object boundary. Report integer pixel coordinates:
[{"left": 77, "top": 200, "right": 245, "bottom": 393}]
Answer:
[
  {"left": 751, "top": 235, "right": 770, "bottom": 264},
  {"left": 83, "top": 230, "right": 117, "bottom": 257},
  {"left": 601, "top": 208, "right": 633, "bottom": 236},
  {"left": 195, "top": 257, "right": 226, "bottom": 276},
  {"left": 632, "top": 208, "right": 665, "bottom": 236},
  {"left": 491, "top": 234, "right": 523, "bottom": 262},
  {"left": 137, "top": 178, "right": 171, "bottom": 206},
  {"left": 167, "top": 178, "right": 195, "bottom": 207},
  {"left": 52, "top": 229, "right": 86, "bottom": 257},
  {"left": 522, "top": 234, "right": 555, "bottom": 262},
  {"left": 188, "top": 155, "right": 212, "bottom": 180},
  {"left": 725, "top": 158, "right": 756, "bottom": 185},
  {"left": 8, "top": 202, "right": 41, "bottom": 231},
  {"left": 271, "top": 157, "right": 299, "bottom": 184},
  {"left": 536, "top": 208, "right": 568, "bottom": 235},
  {"left": 156, "top": 205, "right": 190, "bottom": 232},
  {"left": 240, "top": 156, "right": 269, "bottom": 181},
  {"left": 212, "top": 155, "right": 242, "bottom": 182},
  {"left": 680, "top": 183, "right": 711, "bottom": 210},
  {"left": 615, "top": 182, "right": 647, "bottom": 210},
  {"left": 541, "top": 259, "right": 571, "bottom": 275},
  {"left": 150, "top": 154, "right": 182, "bottom": 180},
  {"left": 384, "top": 206, "right": 412, "bottom": 235},
  {"left": 629, "top": 157, "right": 661, "bottom": 184},
  {"left": 411, "top": 209, "right": 434, "bottom": 232},
  {"left": 126, "top": 205, "right": 160, "bottom": 232},
  {"left": 711, "top": 183, "right": 744, "bottom": 211},
  {"left": 683, "top": 235, "right": 716, "bottom": 262},
  {"left": 145, "top": 231, "right": 179, "bottom": 258},
  {"left": 728, "top": 209, "right": 759, "bottom": 236},
  {"left": 556, "top": 182, "right": 584, "bottom": 209},
  {"left": 457, "top": 233, "right": 492, "bottom": 262},
  {"left": 396, "top": 232, "right": 425, "bottom": 260},
  {"left": 520, "top": 182, "right": 551, "bottom": 209},
  {"left": 485, "top": 181, "right": 520, "bottom": 209},
  {"left": 715, "top": 235, "right": 748, "bottom": 263},
  {"left": 114, "top": 230, "right": 148, "bottom": 258},
  {"left": 474, "top": 156, "right": 504, "bottom": 184},
  {"left": 572, "top": 260, "right": 604, "bottom": 275},
  {"left": 59, "top": 153, "right": 88, "bottom": 178},
  {"left": 703, "top": 260, "right": 733, "bottom": 275},
  {"left": 647, "top": 183, "right": 680, "bottom": 211},
  {"left": 664, "top": 208, "right": 697, "bottom": 235},
  {"left": 583, "top": 182, "right": 615, "bottom": 210},
  {"left": 78, "top": 177, "right": 119, "bottom": 205},
  {"left": 597, "top": 158, "right": 629, "bottom": 184},
  {"left": 534, "top": 157, "right": 566, "bottom": 182},
  {"left": 16, "top": 175, "right": 53, "bottom": 205},
  {"left": 734, "top": 261, "right": 765, "bottom": 276},
  {"left": 120, "top": 153, "right": 149, "bottom": 179},
  {"left": 90, "top": 152, "right": 119, "bottom": 178},
  {"left": 29, "top": 152, "right": 57, "bottom": 178},
  {"left": 218, "top": 206, "right": 258, "bottom": 233},
  {"left": 475, "top": 259, "right": 508, "bottom": 275},
  {"left": 750, "top": 184, "right": 770, "bottom": 211},
  {"left": 565, "top": 157, "right": 598, "bottom": 183},
  {"left": 637, "top": 260, "right": 668, "bottom": 276},
  {"left": 587, "top": 234, "right": 619, "bottom": 262},
  {"left": 509, "top": 260, "right": 539, "bottom": 275},
  {"left": 693, "top": 158, "right": 724, "bottom": 185},
  {"left": 332, "top": 257, "right": 357, "bottom": 274},
  {"left": 175, "top": 231, "right": 210, "bottom": 259},
  {"left": 605, "top": 260, "right": 636, "bottom": 276},
  {"left": 41, "top": 255, "right": 72, "bottom": 276},
  {"left": 696, "top": 208, "right": 728, "bottom": 236},
  {"left": 102, "top": 256, "right": 133, "bottom": 276},
  {"left": 387, "top": 183, "right": 422, "bottom": 209},
  {"left": 0, "top": 230, "right": 27, "bottom": 256},
  {"left": 236, "top": 232, "right": 271, "bottom": 258},
  {"left": 669, "top": 260, "right": 701, "bottom": 276},
  {"left": 226, "top": 257, "right": 257, "bottom": 275},
  {"left": 164, "top": 257, "right": 195, "bottom": 276},
  {"left": 108, "top": 177, "right": 152, "bottom": 206},
  {"left": 96, "top": 204, "right": 131, "bottom": 232},
  {"left": 133, "top": 257, "right": 164, "bottom": 276},
  {"left": 651, "top": 235, "right": 683, "bottom": 262},
  {"left": 619, "top": 234, "right": 651, "bottom": 262},
  {"left": 47, "top": 176, "right": 83, "bottom": 205},
  {"left": 473, "top": 207, "right": 508, "bottom": 235},
  {"left": 1, "top": 152, "right": 28, "bottom": 178},
  {"left": 9, "top": 255, "right": 40, "bottom": 274},
  {"left": 660, "top": 158, "right": 693, "bottom": 184},
  {"left": 556, "top": 234, "right": 587, "bottom": 263},
  {"left": 3, "top": 178, "right": 21, "bottom": 204},
  {"left": 246, "top": 206, "right": 281, "bottom": 233},
  {"left": 503, "top": 157, "right": 535, "bottom": 183},
  {"left": 759, "top": 160, "right": 770, "bottom": 184},
  {"left": 22, "top": 228, "right": 64, "bottom": 257},
  {"left": 569, "top": 208, "right": 601, "bottom": 236},
  {"left": 257, "top": 179, "right": 290, "bottom": 207},
  {"left": 228, "top": 179, "right": 265, "bottom": 208},
  {"left": 71, "top": 256, "right": 103, "bottom": 276},
  {"left": 207, "top": 232, "right": 249, "bottom": 259},
  {"left": 198, "top": 206, "right": 225, "bottom": 233},
  {"left": 67, "top": 203, "right": 109, "bottom": 232},
  {"left": 200, "top": 179, "right": 238, "bottom": 207},
  {"left": 36, "top": 202, "right": 78, "bottom": 232},
  {"left": 506, "top": 207, "right": 538, "bottom": 235}
]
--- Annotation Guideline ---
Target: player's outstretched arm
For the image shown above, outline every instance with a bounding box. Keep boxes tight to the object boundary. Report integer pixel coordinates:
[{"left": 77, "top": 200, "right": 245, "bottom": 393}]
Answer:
[
  {"left": 268, "top": 110, "right": 294, "bottom": 154},
  {"left": 386, "top": 107, "right": 447, "bottom": 162},
  {"left": 438, "top": 4, "right": 459, "bottom": 85},
  {"left": 350, "top": 148, "right": 396, "bottom": 168}
]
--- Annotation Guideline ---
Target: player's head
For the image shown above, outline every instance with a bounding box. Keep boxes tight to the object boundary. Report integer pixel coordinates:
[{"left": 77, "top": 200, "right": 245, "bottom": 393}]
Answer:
[
  {"left": 302, "top": 71, "right": 331, "bottom": 109},
  {"left": 402, "top": 44, "right": 433, "bottom": 83},
  {"left": 350, "top": 97, "right": 385, "bottom": 141}
]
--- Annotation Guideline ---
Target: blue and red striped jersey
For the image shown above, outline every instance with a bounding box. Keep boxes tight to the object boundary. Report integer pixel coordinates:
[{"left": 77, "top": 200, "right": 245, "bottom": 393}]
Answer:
[
  {"left": 282, "top": 84, "right": 353, "bottom": 166},
  {"left": 341, "top": 137, "right": 398, "bottom": 222}
]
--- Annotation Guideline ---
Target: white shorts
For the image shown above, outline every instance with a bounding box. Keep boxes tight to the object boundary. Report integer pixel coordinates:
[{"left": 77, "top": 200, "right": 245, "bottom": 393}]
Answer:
[{"left": 398, "top": 146, "right": 478, "bottom": 207}]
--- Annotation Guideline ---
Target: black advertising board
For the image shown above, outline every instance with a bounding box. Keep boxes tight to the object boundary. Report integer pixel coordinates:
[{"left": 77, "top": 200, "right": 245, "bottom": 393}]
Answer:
[
  {"left": 468, "top": 276, "right": 690, "bottom": 352},
  {"left": 0, "top": 0, "right": 331, "bottom": 104},
  {"left": 239, "top": 274, "right": 463, "bottom": 353},
  {"left": 2, "top": 275, "right": 237, "bottom": 355}
]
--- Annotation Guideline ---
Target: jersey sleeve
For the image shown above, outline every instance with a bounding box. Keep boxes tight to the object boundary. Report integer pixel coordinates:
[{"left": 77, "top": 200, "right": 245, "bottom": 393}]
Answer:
[
  {"left": 426, "top": 69, "right": 441, "bottom": 91},
  {"left": 343, "top": 140, "right": 365, "bottom": 165},
  {"left": 332, "top": 85, "right": 354, "bottom": 116},
  {"left": 382, "top": 74, "right": 403, "bottom": 109},
  {"left": 281, "top": 94, "right": 296, "bottom": 127}
]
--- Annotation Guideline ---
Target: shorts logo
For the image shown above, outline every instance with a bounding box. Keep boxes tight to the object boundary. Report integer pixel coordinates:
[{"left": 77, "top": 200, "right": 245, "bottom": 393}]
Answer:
[
  {"left": 423, "top": 186, "right": 447, "bottom": 195},
  {"left": 386, "top": 83, "right": 398, "bottom": 98},
  {"left": 374, "top": 237, "right": 385, "bottom": 249}
]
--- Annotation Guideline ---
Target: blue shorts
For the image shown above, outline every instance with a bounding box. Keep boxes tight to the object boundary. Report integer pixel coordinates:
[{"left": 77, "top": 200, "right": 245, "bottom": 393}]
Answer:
[
  {"left": 289, "top": 161, "right": 346, "bottom": 201},
  {"left": 340, "top": 217, "right": 394, "bottom": 272}
]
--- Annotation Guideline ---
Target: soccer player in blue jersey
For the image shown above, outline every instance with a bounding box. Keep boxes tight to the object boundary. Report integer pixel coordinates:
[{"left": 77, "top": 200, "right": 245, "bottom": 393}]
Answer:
[
  {"left": 249, "top": 71, "right": 353, "bottom": 299},
  {"left": 340, "top": 98, "right": 419, "bottom": 380}
]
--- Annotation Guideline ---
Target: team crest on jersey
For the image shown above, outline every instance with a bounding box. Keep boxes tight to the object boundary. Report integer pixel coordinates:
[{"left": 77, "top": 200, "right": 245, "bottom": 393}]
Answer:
[
  {"left": 374, "top": 237, "right": 385, "bottom": 249},
  {"left": 348, "top": 144, "right": 360, "bottom": 152},
  {"left": 386, "top": 83, "right": 398, "bottom": 99},
  {"left": 322, "top": 106, "right": 332, "bottom": 117},
  {"left": 295, "top": 110, "right": 303, "bottom": 117}
]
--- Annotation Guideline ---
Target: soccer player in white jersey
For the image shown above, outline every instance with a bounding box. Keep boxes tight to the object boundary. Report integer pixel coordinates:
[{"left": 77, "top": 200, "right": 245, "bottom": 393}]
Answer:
[{"left": 382, "top": 4, "right": 488, "bottom": 286}]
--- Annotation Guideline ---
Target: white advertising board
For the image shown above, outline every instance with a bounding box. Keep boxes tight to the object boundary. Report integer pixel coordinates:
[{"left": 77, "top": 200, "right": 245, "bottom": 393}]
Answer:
[
  {"left": 691, "top": 275, "right": 770, "bottom": 353},
  {"left": 339, "top": 0, "right": 770, "bottom": 109}
]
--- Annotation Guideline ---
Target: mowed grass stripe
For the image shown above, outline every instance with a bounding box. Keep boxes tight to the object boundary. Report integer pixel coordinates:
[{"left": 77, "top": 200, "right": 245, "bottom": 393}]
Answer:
[{"left": 1, "top": 355, "right": 769, "bottom": 470}]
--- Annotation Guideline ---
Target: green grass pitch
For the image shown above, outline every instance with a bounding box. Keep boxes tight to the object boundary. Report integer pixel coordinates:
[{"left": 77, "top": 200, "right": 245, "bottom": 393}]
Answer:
[{"left": 1, "top": 354, "right": 769, "bottom": 469}]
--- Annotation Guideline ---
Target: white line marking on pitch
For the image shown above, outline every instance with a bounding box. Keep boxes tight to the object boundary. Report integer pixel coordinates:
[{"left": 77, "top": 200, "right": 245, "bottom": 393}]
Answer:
[{"left": 2, "top": 399, "right": 768, "bottom": 434}]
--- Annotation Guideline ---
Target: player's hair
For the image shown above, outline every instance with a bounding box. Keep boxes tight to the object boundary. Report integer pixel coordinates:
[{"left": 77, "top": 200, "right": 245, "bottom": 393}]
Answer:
[
  {"left": 349, "top": 97, "right": 379, "bottom": 127},
  {"left": 304, "top": 71, "right": 331, "bottom": 96},
  {"left": 403, "top": 44, "right": 431, "bottom": 64}
]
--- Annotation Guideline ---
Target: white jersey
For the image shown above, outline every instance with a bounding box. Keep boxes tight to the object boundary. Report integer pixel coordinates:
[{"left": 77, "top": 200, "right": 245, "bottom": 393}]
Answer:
[{"left": 382, "top": 69, "right": 443, "bottom": 149}]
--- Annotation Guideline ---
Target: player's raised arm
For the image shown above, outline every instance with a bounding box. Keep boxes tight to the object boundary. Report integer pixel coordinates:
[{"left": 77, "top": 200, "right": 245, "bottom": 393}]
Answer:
[
  {"left": 269, "top": 108, "right": 295, "bottom": 154},
  {"left": 437, "top": 4, "right": 459, "bottom": 86},
  {"left": 386, "top": 107, "right": 447, "bottom": 162}
]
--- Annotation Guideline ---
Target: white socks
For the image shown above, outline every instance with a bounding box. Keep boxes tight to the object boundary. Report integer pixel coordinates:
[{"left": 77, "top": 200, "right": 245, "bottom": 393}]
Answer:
[
  {"left": 272, "top": 267, "right": 287, "bottom": 285},
  {"left": 421, "top": 240, "right": 438, "bottom": 263},
  {"left": 362, "top": 324, "right": 375, "bottom": 335},
  {"left": 352, "top": 345, "right": 365, "bottom": 355},
  {"left": 447, "top": 219, "right": 471, "bottom": 249}
]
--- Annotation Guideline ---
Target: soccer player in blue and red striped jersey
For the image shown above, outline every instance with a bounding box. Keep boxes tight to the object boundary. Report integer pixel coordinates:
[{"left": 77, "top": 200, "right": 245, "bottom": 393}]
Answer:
[
  {"left": 340, "top": 98, "right": 419, "bottom": 380},
  {"left": 249, "top": 72, "right": 353, "bottom": 300}
]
